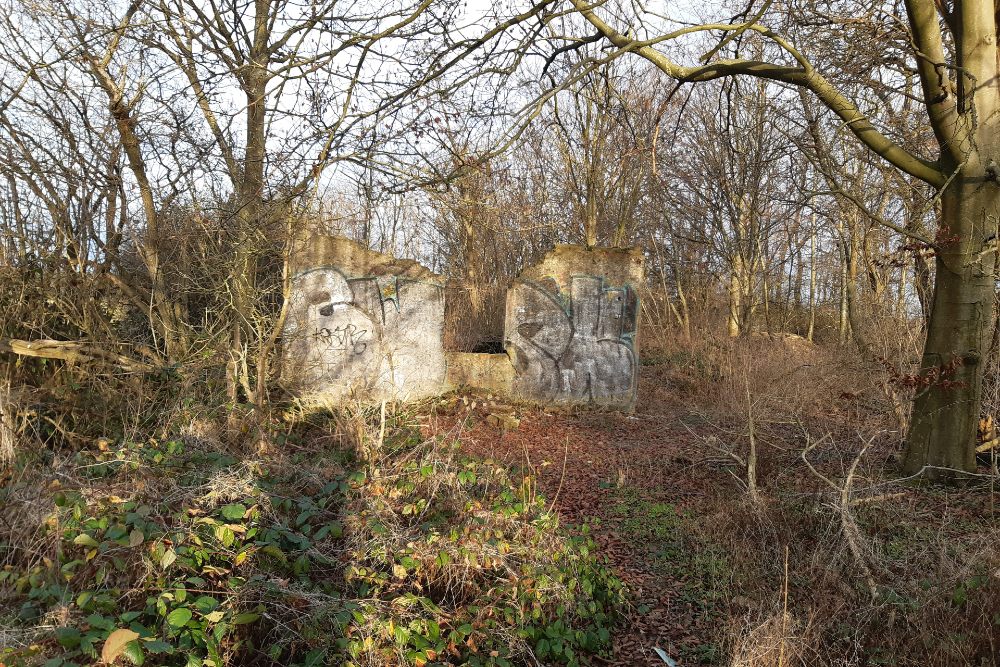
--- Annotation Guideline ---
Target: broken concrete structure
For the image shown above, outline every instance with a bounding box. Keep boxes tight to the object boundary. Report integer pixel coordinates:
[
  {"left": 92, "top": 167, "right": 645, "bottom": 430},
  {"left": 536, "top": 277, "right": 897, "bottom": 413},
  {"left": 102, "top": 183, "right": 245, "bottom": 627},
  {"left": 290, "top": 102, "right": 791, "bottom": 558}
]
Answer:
[
  {"left": 503, "top": 246, "right": 643, "bottom": 410},
  {"left": 285, "top": 238, "right": 643, "bottom": 410},
  {"left": 444, "top": 351, "right": 514, "bottom": 395},
  {"left": 283, "top": 236, "right": 447, "bottom": 404}
]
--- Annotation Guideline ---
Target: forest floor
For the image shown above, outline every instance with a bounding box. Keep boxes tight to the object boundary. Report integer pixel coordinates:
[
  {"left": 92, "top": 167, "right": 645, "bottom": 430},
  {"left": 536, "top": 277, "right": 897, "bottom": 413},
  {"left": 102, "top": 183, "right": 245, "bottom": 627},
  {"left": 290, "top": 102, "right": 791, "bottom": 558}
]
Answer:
[
  {"left": 6, "top": 337, "right": 1000, "bottom": 666},
  {"left": 424, "top": 352, "right": 1000, "bottom": 667},
  {"left": 425, "top": 365, "right": 732, "bottom": 665}
]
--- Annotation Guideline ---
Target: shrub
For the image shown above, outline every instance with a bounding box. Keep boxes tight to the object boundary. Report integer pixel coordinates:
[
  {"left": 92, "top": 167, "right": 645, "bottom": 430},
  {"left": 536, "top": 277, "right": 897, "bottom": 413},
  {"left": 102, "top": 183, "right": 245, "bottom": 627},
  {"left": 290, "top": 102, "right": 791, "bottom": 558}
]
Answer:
[{"left": 0, "top": 409, "right": 624, "bottom": 667}]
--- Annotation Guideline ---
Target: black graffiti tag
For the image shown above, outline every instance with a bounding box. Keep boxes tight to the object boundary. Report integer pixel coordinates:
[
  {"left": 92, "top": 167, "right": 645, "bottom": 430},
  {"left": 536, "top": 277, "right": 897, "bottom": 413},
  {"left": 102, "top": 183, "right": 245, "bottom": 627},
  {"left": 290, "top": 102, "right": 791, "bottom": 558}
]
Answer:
[
  {"left": 506, "top": 276, "right": 637, "bottom": 404},
  {"left": 313, "top": 323, "right": 368, "bottom": 355}
]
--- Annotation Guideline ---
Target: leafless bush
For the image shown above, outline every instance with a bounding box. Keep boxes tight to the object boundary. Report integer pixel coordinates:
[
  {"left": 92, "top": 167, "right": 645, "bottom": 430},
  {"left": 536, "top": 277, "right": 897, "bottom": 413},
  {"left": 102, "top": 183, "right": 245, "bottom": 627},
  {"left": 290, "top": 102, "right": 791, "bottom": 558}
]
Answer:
[
  {"left": 728, "top": 611, "right": 817, "bottom": 667},
  {"left": 442, "top": 282, "right": 508, "bottom": 352}
]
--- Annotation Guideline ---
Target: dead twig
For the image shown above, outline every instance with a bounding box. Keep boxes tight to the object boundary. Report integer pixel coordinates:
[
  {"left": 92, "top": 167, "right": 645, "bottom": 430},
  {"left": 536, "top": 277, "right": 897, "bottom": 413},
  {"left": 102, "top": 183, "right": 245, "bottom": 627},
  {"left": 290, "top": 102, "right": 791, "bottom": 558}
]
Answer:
[{"left": 801, "top": 431, "right": 879, "bottom": 598}]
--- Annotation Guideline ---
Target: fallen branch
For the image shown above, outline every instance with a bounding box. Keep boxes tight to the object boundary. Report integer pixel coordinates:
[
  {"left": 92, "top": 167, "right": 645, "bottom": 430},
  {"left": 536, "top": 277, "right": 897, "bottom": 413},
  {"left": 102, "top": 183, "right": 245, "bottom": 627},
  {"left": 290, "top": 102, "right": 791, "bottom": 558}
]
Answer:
[
  {"left": 0, "top": 338, "right": 154, "bottom": 374},
  {"left": 801, "top": 431, "right": 879, "bottom": 598},
  {"left": 850, "top": 492, "right": 906, "bottom": 506},
  {"left": 976, "top": 439, "right": 998, "bottom": 454}
]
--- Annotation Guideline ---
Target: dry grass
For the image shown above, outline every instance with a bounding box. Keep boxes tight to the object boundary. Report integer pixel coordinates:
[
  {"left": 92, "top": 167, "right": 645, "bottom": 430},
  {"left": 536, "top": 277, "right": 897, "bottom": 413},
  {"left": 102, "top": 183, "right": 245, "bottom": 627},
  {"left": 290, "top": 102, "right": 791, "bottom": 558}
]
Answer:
[
  {"left": 727, "top": 611, "right": 816, "bottom": 667},
  {"left": 628, "top": 318, "right": 1000, "bottom": 666}
]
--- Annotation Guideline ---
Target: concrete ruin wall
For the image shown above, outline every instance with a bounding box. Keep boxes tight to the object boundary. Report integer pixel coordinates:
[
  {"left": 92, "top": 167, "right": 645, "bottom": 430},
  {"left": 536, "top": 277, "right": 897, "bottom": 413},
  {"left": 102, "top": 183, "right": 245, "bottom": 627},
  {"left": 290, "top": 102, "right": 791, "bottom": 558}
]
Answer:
[
  {"left": 283, "top": 236, "right": 447, "bottom": 404},
  {"left": 285, "top": 237, "right": 643, "bottom": 410},
  {"left": 504, "top": 246, "right": 643, "bottom": 410}
]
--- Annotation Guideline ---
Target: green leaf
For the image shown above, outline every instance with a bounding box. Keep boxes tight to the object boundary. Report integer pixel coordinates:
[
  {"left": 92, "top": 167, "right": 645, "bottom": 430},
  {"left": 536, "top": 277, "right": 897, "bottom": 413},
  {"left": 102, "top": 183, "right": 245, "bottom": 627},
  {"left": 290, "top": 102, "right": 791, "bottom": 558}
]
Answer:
[
  {"left": 73, "top": 533, "right": 100, "bottom": 548},
  {"left": 214, "top": 524, "right": 235, "bottom": 548},
  {"left": 166, "top": 608, "right": 192, "bottom": 628},
  {"left": 55, "top": 627, "right": 81, "bottom": 648},
  {"left": 219, "top": 504, "right": 247, "bottom": 520},
  {"left": 86, "top": 614, "right": 115, "bottom": 631},
  {"left": 128, "top": 529, "right": 144, "bottom": 548},
  {"left": 122, "top": 640, "right": 145, "bottom": 666},
  {"left": 325, "top": 521, "right": 343, "bottom": 538},
  {"left": 160, "top": 549, "right": 177, "bottom": 569},
  {"left": 194, "top": 596, "right": 219, "bottom": 613},
  {"left": 303, "top": 649, "right": 325, "bottom": 666},
  {"left": 142, "top": 639, "right": 173, "bottom": 654},
  {"left": 232, "top": 612, "right": 260, "bottom": 625}
]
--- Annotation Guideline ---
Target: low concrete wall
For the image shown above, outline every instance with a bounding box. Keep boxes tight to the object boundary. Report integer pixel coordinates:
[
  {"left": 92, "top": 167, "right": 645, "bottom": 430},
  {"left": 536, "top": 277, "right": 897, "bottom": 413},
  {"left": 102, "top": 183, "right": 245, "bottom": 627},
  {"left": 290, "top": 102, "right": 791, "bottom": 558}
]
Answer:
[
  {"left": 283, "top": 238, "right": 642, "bottom": 410},
  {"left": 445, "top": 352, "right": 514, "bottom": 395},
  {"left": 283, "top": 237, "right": 447, "bottom": 404}
]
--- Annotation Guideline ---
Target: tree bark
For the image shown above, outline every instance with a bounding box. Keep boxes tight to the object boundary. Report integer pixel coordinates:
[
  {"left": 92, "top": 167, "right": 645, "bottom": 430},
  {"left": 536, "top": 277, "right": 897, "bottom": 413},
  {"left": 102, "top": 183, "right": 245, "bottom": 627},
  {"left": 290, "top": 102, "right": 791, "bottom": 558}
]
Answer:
[
  {"left": 728, "top": 270, "right": 742, "bottom": 337},
  {"left": 838, "top": 223, "right": 850, "bottom": 344},
  {"left": 808, "top": 213, "right": 817, "bottom": 342},
  {"left": 903, "top": 180, "right": 999, "bottom": 476}
]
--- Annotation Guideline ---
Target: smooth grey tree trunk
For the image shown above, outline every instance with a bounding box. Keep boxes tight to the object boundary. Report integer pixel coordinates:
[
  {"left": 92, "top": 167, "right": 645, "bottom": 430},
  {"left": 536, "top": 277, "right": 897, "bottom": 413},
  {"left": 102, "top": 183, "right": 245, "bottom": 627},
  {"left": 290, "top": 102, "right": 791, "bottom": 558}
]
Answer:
[{"left": 903, "top": 182, "right": 999, "bottom": 475}]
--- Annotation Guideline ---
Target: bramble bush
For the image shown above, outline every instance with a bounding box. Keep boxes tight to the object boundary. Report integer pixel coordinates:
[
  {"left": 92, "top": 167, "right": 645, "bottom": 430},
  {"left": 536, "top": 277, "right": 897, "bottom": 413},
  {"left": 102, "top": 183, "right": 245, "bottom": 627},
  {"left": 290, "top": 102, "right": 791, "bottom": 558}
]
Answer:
[{"left": 0, "top": 408, "right": 625, "bottom": 666}]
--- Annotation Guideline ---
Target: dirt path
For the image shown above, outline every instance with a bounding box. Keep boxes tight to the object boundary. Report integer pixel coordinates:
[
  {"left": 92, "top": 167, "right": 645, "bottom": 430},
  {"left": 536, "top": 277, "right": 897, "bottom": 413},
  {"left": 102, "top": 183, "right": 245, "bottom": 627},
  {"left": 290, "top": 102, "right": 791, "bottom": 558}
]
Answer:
[{"left": 426, "top": 366, "right": 729, "bottom": 666}]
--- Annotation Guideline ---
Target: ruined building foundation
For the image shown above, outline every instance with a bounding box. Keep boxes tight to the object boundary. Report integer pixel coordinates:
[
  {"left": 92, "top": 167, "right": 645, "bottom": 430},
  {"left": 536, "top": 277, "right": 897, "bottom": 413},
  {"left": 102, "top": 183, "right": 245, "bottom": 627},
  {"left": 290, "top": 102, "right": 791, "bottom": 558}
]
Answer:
[{"left": 283, "top": 237, "right": 643, "bottom": 410}]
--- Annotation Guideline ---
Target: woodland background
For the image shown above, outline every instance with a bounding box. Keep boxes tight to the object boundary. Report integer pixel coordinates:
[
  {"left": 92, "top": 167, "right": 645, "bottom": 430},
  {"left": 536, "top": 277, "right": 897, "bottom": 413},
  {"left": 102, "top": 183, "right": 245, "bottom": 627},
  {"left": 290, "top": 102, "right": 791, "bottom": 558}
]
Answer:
[{"left": 2, "top": 0, "right": 999, "bottom": 665}]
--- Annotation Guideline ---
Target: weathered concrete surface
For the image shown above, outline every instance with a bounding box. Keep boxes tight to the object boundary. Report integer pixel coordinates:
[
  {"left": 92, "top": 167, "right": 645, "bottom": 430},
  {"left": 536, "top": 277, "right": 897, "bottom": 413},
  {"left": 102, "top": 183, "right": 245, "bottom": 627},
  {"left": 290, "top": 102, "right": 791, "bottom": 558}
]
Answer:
[
  {"left": 504, "top": 246, "right": 642, "bottom": 410},
  {"left": 517, "top": 245, "right": 644, "bottom": 292},
  {"left": 284, "top": 238, "right": 643, "bottom": 410},
  {"left": 290, "top": 235, "right": 436, "bottom": 281},
  {"left": 284, "top": 236, "right": 447, "bottom": 403},
  {"left": 445, "top": 352, "right": 514, "bottom": 394}
]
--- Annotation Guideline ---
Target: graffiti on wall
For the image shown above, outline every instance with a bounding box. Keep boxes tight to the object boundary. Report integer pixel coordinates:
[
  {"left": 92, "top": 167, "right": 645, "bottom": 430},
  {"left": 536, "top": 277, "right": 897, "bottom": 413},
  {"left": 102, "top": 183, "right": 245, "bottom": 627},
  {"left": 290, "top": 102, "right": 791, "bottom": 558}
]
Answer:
[
  {"left": 284, "top": 267, "right": 447, "bottom": 402},
  {"left": 504, "top": 275, "right": 638, "bottom": 408}
]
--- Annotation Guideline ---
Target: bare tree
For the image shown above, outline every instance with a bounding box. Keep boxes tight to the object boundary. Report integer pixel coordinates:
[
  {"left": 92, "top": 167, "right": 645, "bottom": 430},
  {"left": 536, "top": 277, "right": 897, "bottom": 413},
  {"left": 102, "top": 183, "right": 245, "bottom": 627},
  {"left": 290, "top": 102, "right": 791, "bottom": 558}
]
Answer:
[{"left": 565, "top": 0, "right": 1000, "bottom": 475}]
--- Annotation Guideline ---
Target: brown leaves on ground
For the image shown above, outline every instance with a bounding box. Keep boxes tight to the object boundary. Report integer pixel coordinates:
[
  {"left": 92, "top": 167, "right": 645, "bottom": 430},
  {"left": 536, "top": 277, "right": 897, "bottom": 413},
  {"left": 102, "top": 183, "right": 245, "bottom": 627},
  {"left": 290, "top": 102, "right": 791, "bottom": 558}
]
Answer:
[{"left": 424, "top": 353, "right": 1000, "bottom": 666}]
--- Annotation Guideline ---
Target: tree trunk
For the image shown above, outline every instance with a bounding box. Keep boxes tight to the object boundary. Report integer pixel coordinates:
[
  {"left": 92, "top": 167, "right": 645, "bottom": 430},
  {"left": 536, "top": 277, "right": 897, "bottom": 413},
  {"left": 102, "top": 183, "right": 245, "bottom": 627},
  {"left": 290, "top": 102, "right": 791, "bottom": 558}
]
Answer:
[
  {"left": 228, "top": 10, "right": 270, "bottom": 404},
  {"left": 903, "top": 179, "right": 999, "bottom": 476},
  {"left": 838, "top": 241, "right": 850, "bottom": 344},
  {"left": 808, "top": 214, "right": 817, "bottom": 342},
  {"left": 897, "top": 259, "right": 907, "bottom": 318},
  {"left": 914, "top": 247, "right": 934, "bottom": 325},
  {"left": 728, "top": 270, "right": 742, "bottom": 337},
  {"left": 675, "top": 263, "right": 692, "bottom": 341},
  {"left": 584, "top": 196, "right": 598, "bottom": 249},
  {"left": 758, "top": 237, "right": 772, "bottom": 335}
]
